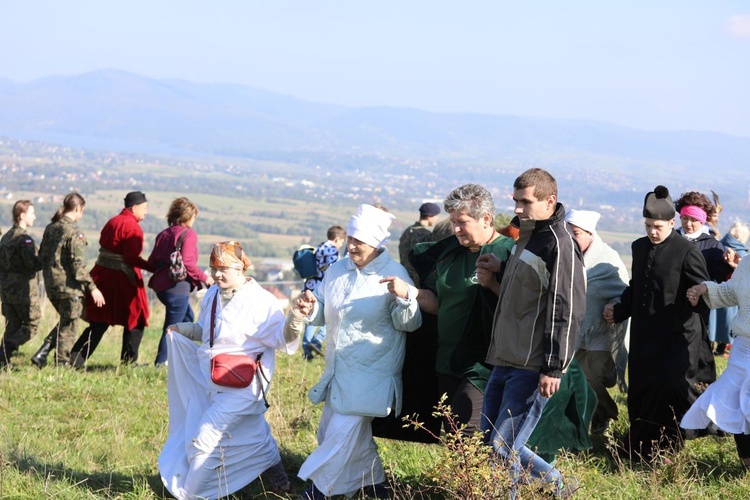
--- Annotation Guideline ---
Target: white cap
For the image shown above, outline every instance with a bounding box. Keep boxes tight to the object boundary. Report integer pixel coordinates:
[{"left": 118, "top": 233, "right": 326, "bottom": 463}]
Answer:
[
  {"left": 346, "top": 204, "right": 396, "bottom": 249},
  {"left": 566, "top": 209, "right": 601, "bottom": 234}
]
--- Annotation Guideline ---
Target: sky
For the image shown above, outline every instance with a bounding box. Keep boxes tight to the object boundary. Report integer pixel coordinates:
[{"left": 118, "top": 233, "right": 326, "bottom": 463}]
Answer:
[{"left": 1, "top": 1, "right": 749, "bottom": 137}]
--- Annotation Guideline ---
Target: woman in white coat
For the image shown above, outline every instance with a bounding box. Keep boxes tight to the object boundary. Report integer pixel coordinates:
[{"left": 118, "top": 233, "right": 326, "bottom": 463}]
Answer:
[
  {"left": 287, "top": 204, "right": 422, "bottom": 499},
  {"left": 159, "top": 241, "right": 298, "bottom": 499},
  {"left": 683, "top": 252, "right": 750, "bottom": 469}
]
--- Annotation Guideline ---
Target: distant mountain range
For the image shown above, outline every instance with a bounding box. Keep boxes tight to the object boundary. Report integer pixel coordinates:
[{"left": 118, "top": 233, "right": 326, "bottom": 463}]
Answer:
[{"left": 1, "top": 69, "right": 749, "bottom": 170}]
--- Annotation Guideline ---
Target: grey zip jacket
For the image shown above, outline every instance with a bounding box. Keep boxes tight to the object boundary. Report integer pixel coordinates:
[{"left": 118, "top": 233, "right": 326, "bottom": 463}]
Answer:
[{"left": 486, "top": 203, "right": 586, "bottom": 378}]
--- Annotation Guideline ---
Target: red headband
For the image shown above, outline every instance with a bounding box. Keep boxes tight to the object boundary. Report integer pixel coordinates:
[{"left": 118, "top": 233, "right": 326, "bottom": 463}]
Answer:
[{"left": 680, "top": 205, "right": 707, "bottom": 225}]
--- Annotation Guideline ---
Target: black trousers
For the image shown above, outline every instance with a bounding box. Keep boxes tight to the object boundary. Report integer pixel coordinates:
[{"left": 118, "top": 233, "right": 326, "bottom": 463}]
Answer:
[
  {"left": 436, "top": 373, "right": 485, "bottom": 437},
  {"left": 71, "top": 321, "right": 144, "bottom": 366},
  {"left": 736, "top": 434, "right": 750, "bottom": 460}
]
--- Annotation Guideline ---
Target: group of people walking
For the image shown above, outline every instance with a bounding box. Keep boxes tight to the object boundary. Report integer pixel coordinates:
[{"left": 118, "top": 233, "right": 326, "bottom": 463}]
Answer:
[
  {"left": 0, "top": 191, "right": 210, "bottom": 369},
  {"left": 2, "top": 168, "right": 750, "bottom": 499}
]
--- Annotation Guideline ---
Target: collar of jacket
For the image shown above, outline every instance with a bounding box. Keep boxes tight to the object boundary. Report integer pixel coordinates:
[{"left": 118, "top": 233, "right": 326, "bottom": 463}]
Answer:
[
  {"left": 646, "top": 229, "right": 678, "bottom": 249},
  {"left": 517, "top": 202, "right": 566, "bottom": 241},
  {"left": 118, "top": 208, "right": 139, "bottom": 221},
  {"left": 345, "top": 248, "right": 390, "bottom": 274}
]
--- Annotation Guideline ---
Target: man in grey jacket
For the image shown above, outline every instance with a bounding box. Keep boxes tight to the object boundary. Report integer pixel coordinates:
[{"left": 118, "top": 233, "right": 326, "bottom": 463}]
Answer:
[{"left": 477, "top": 168, "right": 586, "bottom": 499}]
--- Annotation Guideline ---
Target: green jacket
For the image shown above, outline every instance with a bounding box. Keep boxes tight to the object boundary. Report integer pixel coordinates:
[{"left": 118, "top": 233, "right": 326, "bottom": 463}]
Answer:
[
  {"left": 0, "top": 224, "right": 42, "bottom": 304},
  {"left": 411, "top": 234, "right": 514, "bottom": 391},
  {"left": 38, "top": 216, "right": 96, "bottom": 299}
]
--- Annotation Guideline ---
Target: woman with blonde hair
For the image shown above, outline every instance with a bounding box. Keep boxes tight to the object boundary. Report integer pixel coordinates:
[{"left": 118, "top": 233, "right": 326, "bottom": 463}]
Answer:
[
  {"left": 159, "top": 241, "right": 297, "bottom": 499},
  {"left": 148, "top": 197, "right": 211, "bottom": 366}
]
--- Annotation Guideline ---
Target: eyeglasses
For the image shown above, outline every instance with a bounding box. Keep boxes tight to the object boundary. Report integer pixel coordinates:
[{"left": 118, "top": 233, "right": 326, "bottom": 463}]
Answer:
[{"left": 210, "top": 266, "right": 243, "bottom": 275}]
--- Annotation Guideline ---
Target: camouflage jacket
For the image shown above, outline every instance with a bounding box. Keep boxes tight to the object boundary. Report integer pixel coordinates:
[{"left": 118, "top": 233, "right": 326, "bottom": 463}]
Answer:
[
  {"left": 38, "top": 215, "right": 97, "bottom": 299},
  {"left": 398, "top": 222, "right": 433, "bottom": 286},
  {"left": 0, "top": 224, "right": 42, "bottom": 304}
]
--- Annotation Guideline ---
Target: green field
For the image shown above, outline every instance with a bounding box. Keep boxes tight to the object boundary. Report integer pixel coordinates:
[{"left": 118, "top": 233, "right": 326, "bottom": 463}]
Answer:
[{"left": 1, "top": 294, "right": 748, "bottom": 499}]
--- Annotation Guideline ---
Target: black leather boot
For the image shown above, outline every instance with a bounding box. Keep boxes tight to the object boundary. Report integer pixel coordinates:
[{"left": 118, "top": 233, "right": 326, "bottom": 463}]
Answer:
[
  {"left": 0, "top": 346, "right": 9, "bottom": 369},
  {"left": 31, "top": 339, "right": 54, "bottom": 368},
  {"left": 70, "top": 351, "right": 85, "bottom": 369}
]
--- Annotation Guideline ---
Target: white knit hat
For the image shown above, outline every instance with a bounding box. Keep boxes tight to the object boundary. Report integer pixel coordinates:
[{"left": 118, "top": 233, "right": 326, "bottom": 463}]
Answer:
[
  {"left": 566, "top": 209, "right": 601, "bottom": 234},
  {"left": 346, "top": 204, "right": 396, "bottom": 249}
]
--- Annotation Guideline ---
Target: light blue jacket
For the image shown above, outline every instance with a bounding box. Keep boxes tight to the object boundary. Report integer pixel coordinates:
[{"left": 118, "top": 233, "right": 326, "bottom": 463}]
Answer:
[{"left": 307, "top": 249, "right": 421, "bottom": 417}]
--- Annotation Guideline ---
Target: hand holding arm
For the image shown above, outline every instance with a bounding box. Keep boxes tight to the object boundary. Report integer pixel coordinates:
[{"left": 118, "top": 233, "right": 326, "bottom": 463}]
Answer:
[
  {"left": 476, "top": 253, "right": 502, "bottom": 273},
  {"left": 294, "top": 290, "right": 317, "bottom": 317},
  {"left": 475, "top": 266, "right": 501, "bottom": 295},
  {"left": 687, "top": 283, "right": 708, "bottom": 307}
]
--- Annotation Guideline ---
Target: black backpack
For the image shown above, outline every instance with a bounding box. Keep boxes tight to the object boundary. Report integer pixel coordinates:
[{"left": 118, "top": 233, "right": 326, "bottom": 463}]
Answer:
[
  {"left": 169, "top": 230, "right": 188, "bottom": 282},
  {"left": 292, "top": 244, "right": 317, "bottom": 279}
]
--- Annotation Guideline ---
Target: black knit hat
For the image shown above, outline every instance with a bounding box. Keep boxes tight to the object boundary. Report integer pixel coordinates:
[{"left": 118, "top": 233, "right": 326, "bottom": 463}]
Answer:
[
  {"left": 419, "top": 202, "right": 441, "bottom": 217},
  {"left": 124, "top": 191, "right": 148, "bottom": 208},
  {"left": 643, "top": 185, "right": 675, "bottom": 220}
]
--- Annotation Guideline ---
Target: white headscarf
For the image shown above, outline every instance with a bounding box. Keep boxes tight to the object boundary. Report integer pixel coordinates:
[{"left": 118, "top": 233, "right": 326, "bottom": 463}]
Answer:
[
  {"left": 346, "top": 204, "right": 396, "bottom": 249},
  {"left": 566, "top": 209, "right": 601, "bottom": 234}
]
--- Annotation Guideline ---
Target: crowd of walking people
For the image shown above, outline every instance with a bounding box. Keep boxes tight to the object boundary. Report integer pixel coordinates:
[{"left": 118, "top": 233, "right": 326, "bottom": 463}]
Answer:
[{"left": 1, "top": 170, "right": 749, "bottom": 499}]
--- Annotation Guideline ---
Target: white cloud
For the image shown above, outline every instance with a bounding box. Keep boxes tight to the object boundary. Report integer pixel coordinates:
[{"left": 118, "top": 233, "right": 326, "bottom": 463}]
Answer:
[{"left": 727, "top": 14, "right": 750, "bottom": 38}]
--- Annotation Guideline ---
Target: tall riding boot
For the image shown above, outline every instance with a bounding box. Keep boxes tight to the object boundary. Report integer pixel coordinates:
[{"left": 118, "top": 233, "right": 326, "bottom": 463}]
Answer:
[
  {"left": 31, "top": 336, "right": 56, "bottom": 369},
  {"left": 121, "top": 327, "right": 144, "bottom": 365},
  {"left": 70, "top": 323, "right": 108, "bottom": 366}
]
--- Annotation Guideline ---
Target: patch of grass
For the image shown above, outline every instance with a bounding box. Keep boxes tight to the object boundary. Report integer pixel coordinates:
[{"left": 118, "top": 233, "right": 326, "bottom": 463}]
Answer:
[{"left": 1, "top": 301, "right": 747, "bottom": 498}]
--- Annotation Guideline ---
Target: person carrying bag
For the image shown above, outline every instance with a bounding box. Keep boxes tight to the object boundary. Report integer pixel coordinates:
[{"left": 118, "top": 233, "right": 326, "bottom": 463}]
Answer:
[{"left": 159, "top": 241, "right": 299, "bottom": 499}]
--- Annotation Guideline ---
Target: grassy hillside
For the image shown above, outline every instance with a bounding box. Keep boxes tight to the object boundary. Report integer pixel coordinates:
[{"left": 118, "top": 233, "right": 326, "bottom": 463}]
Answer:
[{"left": 1, "top": 296, "right": 748, "bottom": 499}]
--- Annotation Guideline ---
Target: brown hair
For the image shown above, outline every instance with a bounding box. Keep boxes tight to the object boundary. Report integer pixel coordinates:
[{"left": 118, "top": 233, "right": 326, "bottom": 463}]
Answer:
[
  {"left": 166, "top": 197, "right": 199, "bottom": 226},
  {"left": 513, "top": 168, "right": 557, "bottom": 199},
  {"left": 674, "top": 191, "right": 714, "bottom": 217},
  {"left": 12, "top": 200, "right": 33, "bottom": 223},
  {"left": 52, "top": 192, "right": 86, "bottom": 223},
  {"left": 327, "top": 225, "right": 346, "bottom": 241}
]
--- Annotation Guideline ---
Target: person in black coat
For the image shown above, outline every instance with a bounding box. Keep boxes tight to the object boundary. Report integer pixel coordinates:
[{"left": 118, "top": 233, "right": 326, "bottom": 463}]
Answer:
[
  {"left": 604, "top": 185, "right": 717, "bottom": 461},
  {"left": 674, "top": 191, "right": 731, "bottom": 284},
  {"left": 674, "top": 190, "right": 734, "bottom": 355}
]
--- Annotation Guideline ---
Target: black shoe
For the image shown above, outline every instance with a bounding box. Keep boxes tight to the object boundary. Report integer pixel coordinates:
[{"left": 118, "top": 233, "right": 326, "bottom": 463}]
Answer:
[
  {"left": 70, "top": 351, "right": 85, "bottom": 369},
  {"left": 309, "top": 341, "right": 324, "bottom": 356},
  {"left": 591, "top": 420, "right": 611, "bottom": 435},
  {"left": 31, "top": 341, "right": 53, "bottom": 368},
  {"left": 0, "top": 347, "right": 10, "bottom": 368}
]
